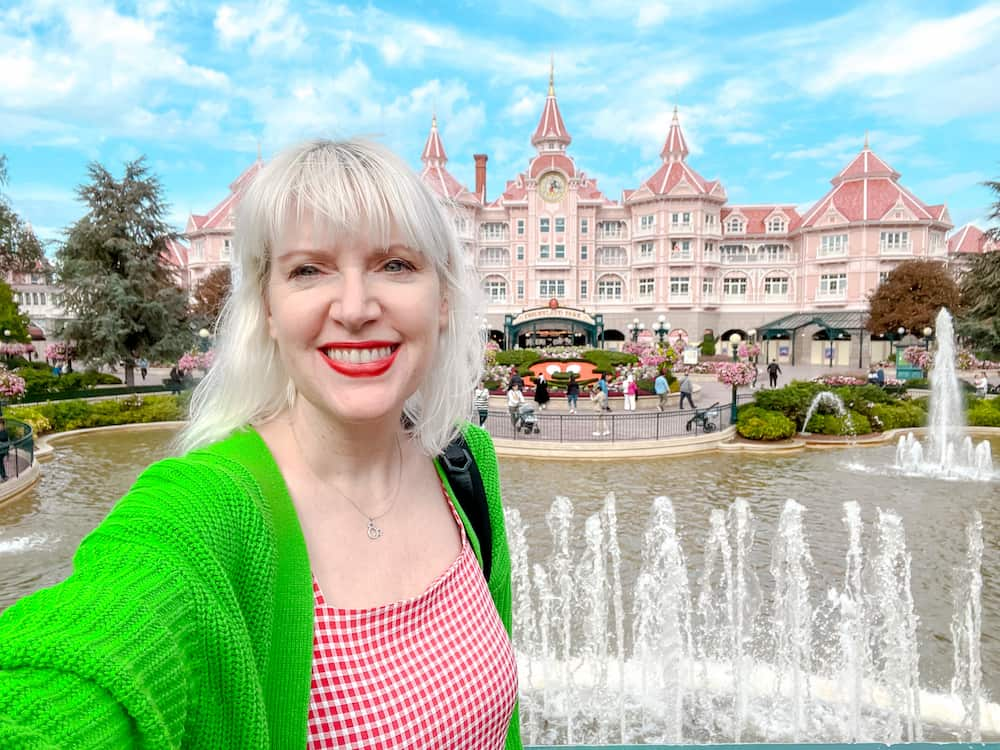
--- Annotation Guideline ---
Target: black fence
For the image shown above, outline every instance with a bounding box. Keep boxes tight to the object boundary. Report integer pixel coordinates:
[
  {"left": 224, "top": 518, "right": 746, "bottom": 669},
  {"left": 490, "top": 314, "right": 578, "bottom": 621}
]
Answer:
[
  {"left": 1, "top": 418, "right": 34, "bottom": 483},
  {"left": 482, "top": 394, "right": 755, "bottom": 443}
]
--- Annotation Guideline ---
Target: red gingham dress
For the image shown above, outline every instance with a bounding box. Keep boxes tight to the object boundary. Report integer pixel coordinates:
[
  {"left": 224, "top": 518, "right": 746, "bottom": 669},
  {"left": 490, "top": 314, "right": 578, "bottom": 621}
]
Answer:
[{"left": 306, "top": 487, "right": 518, "bottom": 749}]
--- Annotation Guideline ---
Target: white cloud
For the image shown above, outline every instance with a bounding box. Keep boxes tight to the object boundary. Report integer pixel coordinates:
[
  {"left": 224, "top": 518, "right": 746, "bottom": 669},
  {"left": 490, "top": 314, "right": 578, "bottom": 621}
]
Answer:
[
  {"left": 727, "top": 132, "right": 766, "bottom": 145},
  {"left": 214, "top": 0, "right": 307, "bottom": 57}
]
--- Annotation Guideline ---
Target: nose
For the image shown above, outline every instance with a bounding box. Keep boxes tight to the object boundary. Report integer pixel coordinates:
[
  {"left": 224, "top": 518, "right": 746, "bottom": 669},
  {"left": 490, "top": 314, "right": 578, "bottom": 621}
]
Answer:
[{"left": 329, "top": 269, "right": 380, "bottom": 330}]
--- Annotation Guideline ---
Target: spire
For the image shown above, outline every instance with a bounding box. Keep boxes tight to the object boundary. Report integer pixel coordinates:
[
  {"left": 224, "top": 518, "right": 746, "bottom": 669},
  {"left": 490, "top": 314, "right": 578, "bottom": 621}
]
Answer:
[
  {"left": 863, "top": 130, "right": 869, "bottom": 150},
  {"left": 659, "top": 106, "right": 690, "bottom": 163},
  {"left": 421, "top": 114, "right": 447, "bottom": 166},
  {"left": 531, "top": 60, "right": 571, "bottom": 151}
]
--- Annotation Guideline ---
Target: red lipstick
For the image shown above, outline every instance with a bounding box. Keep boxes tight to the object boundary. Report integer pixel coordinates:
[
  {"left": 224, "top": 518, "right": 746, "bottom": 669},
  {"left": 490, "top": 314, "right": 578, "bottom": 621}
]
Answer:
[{"left": 319, "top": 341, "right": 399, "bottom": 378}]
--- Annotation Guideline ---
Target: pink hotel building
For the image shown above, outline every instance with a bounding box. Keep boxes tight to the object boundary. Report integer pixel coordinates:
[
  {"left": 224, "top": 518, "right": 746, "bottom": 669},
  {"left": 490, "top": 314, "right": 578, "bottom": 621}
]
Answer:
[{"left": 179, "top": 74, "right": 994, "bottom": 368}]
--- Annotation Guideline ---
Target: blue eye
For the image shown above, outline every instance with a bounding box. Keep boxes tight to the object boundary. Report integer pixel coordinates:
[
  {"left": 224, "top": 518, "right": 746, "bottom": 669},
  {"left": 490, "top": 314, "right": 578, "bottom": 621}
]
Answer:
[
  {"left": 383, "top": 258, "right": 415, "bottom": 273},
  {"left": 290, "top": 264, "right": 319, "bottom": 278}
]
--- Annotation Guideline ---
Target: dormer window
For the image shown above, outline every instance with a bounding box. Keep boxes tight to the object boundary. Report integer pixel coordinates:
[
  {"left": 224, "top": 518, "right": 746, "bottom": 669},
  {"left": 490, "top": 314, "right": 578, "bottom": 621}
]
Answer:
[
  {"left": 726, "top": 217, "right": 744, "bottom": 234},
  {"left": 767, "top": 216, "right": 785, "bottom": 233}
]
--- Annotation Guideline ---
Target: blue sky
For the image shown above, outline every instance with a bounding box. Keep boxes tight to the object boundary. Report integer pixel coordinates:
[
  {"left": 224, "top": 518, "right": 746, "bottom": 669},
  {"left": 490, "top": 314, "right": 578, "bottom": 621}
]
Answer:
[{"left": 2, "top": 0, "right": 999, "bottom": 247}]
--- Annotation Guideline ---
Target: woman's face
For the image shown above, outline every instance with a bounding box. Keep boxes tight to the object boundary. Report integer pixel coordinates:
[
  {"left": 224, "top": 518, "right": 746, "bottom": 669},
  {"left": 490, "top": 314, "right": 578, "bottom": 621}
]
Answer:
[{"left": 266, "top": 218, "right": 448, "bottom": 427}]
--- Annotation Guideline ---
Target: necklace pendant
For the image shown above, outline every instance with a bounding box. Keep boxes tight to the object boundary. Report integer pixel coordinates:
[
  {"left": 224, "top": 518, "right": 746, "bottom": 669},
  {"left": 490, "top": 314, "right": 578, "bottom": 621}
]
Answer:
[{"left": 366, "top": 519, "right": 382, "bottom": 540}]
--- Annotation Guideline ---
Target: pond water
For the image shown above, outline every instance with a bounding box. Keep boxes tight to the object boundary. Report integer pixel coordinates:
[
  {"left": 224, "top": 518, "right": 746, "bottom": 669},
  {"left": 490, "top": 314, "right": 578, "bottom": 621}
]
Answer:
[{"left": 1, "top": 427, "right": 998, "bottom": 743}]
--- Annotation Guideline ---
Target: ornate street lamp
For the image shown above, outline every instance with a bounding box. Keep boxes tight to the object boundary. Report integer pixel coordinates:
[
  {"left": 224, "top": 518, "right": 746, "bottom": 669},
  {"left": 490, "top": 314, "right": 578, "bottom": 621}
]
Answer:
[
  {"left": 729, "top": 332, "right": 742, "bottom": 423},
  {"left": 655, "top": 315, "right": 670, "bottom": 344},
  {"left": 627, "top": 317, "right": 641, "bottom": 343},
  {"left": 198, "top": 327, "right": 211, "bottom": 353},
  {"left": 922, "top": 326, "right": 933, "bottom": 350}
]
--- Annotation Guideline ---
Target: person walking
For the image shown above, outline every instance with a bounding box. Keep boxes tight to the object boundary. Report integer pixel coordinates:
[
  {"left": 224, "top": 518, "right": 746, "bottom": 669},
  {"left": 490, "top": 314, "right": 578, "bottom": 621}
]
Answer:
[
  {"left": 533, "top": 372, "right": 550, "bottom": 410},
  {"left": 767, "top": 359, "right": 782, "bottom": 388},
  {"left": 508, "top": 366, "right": 523, "bottom": 391},
  {"left": 507, "top": 382, "right": 525, "bottom": 429},
  {"left": 138, "top": 357, "right": 149, "bottom": 382},
  {"left": 654, "top": 370, "right": 669, "bottom": 412},
  {"left": 590, "top": 382, "right": 610, "bottom": 436},
  {"left": 975, "top": 371, "right": 989, "bottom": 398},
  {"left": 0, "top": 417, "right": 9, "bottom": 480},
  {"left": 566, "top": 373, "right": 580, "bottom": 414},
  {"left": 678, "top": 373, "right": 695, "bottom": 410},
  {"left": 597, "top": 372, "right": 609, "bottom": 402},
  {"left": 474, "top": 381, "right": 491, "bottom": 426},
  {"left": 876, "top": 365, "right": 886, "bottom": 387},
  {"left": 623, "top": 372, "right": 637, "bottom": 411}
]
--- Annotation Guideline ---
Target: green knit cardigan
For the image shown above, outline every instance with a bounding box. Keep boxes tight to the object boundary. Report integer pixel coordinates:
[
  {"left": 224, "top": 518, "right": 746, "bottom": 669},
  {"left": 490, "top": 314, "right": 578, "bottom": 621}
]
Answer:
[{"left": 0, "top": 424, "right": 521, "bottom": 749}]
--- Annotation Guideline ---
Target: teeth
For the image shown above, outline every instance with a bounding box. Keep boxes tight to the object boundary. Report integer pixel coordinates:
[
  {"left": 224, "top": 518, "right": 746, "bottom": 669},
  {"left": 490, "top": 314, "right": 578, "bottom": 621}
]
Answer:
[{"left": 326, "top": 346, "right": 393, "bottom": 363}]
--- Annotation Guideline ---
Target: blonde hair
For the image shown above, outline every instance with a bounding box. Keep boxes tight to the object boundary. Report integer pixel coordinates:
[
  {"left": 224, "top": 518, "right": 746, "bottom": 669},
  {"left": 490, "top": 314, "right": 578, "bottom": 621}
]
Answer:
[{"left": 177, "top": 138, "right": 483, "bottom": 456}]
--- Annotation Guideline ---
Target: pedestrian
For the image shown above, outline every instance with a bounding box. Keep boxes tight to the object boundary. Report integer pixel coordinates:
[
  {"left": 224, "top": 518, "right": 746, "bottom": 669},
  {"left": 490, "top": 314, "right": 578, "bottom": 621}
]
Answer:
[
  {"left": 508, "top": 366, "right": 523, "bottom": 391},
  {"left": 975, "top": 371, "right": 989, "bottom": 398},
  {"left": 474, "top": 380, "right": 491, "bottom": 426},
  {"left": 0, "top": 139, "right": 521, "bottom": 749},
  {"left": 533, "top": 371, "right": 550, "bottom": 410},
  {"left": 654, "top": 370, "right": 669, "bottom": 412},
  {"left": 876, "top": 365, "right": 886, "bottom": 387},
  {"left": 590, "top": 382, "right": 610, "bottom": 436},
  {"left": 623, "top": 371, "right": 637, "bottom": 411},
  {"left": 138, "top": 356, "right": 149, "bottom": 382},
  {"left": 0, "top": 417, "right": 8, "bottom": 480},
  {"left": 598, "top": 372, "right": 609, "bottom": 404},
  {"left": 867, "top": 367, "right": 879, "bottom": 385},
  {"left": 678, "top": 373, "right": 695, "bottom": 410},
  {"left": 566, "top": 373, "right": 580, "bottom": 414},
  {"left": 507, "top": 381, "right": 525, "bottom": 429},
  {"left": 767, "top": 358, "right": 782, "bottom": 388}
]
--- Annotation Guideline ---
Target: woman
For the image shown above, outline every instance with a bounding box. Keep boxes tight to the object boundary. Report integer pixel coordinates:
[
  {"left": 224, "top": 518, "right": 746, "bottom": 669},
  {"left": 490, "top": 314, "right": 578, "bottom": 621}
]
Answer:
[
  {"left": 590, "top": 382, "right": 610, "bottom": 436},
  {"left": 623, "top": 371, "right": 637, "bottom": 411},
  {"left": 533, "top": 371, "right": 549, "bottom": 410},
  {"left": 507, "top": 381, "right": 525, "bottom": 429},
  {"left": 0, "top": 140, "right": 521, "bottom": 749},
  {"left": 566, "top": 373, "right": 580, "bottom": 414},
  {"left": 474, "top": 380, "right": 491, "bottom": 426}
]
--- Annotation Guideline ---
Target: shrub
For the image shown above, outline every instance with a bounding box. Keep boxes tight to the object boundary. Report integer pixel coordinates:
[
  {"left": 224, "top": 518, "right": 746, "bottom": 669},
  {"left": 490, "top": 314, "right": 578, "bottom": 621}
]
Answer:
[
  {"left": 18, "top": 368, "right": 60, "bottom": 398},
  {"left": 753, "top": 381, "right": 825, "bottom": 427},
  {"left": 803, "top": 410, "right": 872, "bottom": 436},
  {"left": 967, "top": 399, "right": 1000, "bottom": 427},
  {"left": 867, "top": 402, "right": 927, "bottom": 432},
  {"left": 494, "top": 350, "right": 540, "bottom": 367},
  {"left": 5, "top": 406, "right": 53, "bottom": 435},
  {"left": 700, "top": 334, "right": 716, "bottom": 356},
  {"left": 10, "top": 395, "right": 185, "bottom": 434},
  {"left": 736, "top": 405, "right": 796, "bottom": 441}
]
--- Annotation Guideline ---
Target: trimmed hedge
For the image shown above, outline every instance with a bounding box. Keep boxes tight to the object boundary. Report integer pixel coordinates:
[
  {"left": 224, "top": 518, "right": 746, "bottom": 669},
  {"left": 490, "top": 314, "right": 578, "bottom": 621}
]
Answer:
[
  {"left": 494, "top": 350, "right": 541, "bottom": 368},
  {"left": 968, "top": 398, "right": 1000, "bottom": 427},
  {"left": 8, "top": 395, "right": 184, "bottom": 436},
  {"left": 736, "top": 405, "right": 796, "bottom": 440},
  {"left": 803, "top": 410, "right": 872, "bottom": 436},
  {"left": 18, "top": 368, "right": 123, "bottom": 399}
]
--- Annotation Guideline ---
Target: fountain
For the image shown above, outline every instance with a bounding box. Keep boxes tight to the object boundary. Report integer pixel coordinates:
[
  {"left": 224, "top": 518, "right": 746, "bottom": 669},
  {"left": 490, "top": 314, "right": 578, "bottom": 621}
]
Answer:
[
  {"left": 801, "top": 391, "right": 854, "bottom": 437},
  {"left": 509, "top": 493, "right": 999, "bottom": 745},
  {"left": 894, "top": 309, "right": 995, "bottom": 481}
]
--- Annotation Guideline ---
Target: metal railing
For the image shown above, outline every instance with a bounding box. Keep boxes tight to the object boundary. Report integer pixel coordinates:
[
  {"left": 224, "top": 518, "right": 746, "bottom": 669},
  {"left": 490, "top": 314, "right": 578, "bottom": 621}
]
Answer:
[
  {"left": 482, "top": 397, "right": 753, "bottom": 443},
  {"left": 1, "top": 417, "right": 34, "bottom": 482}
]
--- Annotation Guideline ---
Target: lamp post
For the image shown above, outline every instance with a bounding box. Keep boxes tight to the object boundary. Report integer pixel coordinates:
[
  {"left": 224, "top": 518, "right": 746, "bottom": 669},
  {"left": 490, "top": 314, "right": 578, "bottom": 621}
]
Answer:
[
  {"left": 729, "top": 332, "right": 742, "bottom": 423},
  {"left": 922, "top": 326, "right": 933, "bottom": 350},
  {"left": 627, "top": 317, "right": 641, "bottom": 343},
  {"left": 198, "top": 328, "right": 210, "bottom": 353},
  {"left": 654, "top": 315, "right": 670, "bottom": 344},
  {"left": 747, "top": 328, "right": 758, "bottom": 363}
]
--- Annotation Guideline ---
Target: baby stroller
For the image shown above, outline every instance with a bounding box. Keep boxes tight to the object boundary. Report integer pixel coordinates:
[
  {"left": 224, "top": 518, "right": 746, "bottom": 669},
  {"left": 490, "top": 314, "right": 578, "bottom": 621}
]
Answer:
[
  {"left": 514, "top": 402, "right": 541, "bottom": 434},
  {"left": 686, "top": 402, "right": 720, "bottom": 433}
]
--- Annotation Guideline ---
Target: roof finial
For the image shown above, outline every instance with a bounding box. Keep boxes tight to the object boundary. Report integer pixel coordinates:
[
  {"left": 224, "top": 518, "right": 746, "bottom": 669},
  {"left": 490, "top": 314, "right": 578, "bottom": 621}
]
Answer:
[
  {"left": 256, "top": 139, "right": 262, "bottom": 162},
  {"left": 432, "top": 112, "right": 437, "bottom": 129},
  {"left": 549, "top": 53, "right": 555, "bottom": 96},
  {"left": 864, "top": 130, "right": 869, "bottom": 149}
]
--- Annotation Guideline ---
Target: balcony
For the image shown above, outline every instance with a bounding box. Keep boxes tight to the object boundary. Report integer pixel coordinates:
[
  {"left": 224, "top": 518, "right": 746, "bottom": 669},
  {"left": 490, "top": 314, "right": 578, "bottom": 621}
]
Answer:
[
  {"left": 701, "top": 293, "right": 720, "bottom": 306},
  {"left": 764, "top": 293, "right": 791, "bottom": 303},
  {"left": 478, "top": 255, "right": 510, "bottom": 267},
  {"left": 597, "top": 229, "right": 627, "bottom": 240},
  {"left": 670, "top": 223, "right": 693, "bottom": 233},
  {"left": 880, "top": 242, "right": 912, "bottom": 255},
  {"left": 815, "top": 291, "right": 848, "bottom": 305},
  {"left": 669, "top": 293, "right": 693, "bottom": 306},
  {"left": 669, "top": 250, "right": 693, "bottom": 262}
]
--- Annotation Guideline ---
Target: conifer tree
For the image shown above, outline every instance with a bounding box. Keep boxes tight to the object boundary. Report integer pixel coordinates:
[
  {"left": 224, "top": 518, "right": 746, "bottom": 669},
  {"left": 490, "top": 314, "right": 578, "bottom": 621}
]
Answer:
[
  {"left": 0, "top": 154, "right": 46, "bottom": 274},
  {"left": 58, "top": 158, "right": 190, "bottom": 386}
]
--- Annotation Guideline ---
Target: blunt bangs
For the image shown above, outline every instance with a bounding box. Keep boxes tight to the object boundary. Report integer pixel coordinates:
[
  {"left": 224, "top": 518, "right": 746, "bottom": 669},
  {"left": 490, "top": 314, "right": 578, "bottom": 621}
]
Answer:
[{"left": 177, "top": 138, "right": 484, "bottom": 457}]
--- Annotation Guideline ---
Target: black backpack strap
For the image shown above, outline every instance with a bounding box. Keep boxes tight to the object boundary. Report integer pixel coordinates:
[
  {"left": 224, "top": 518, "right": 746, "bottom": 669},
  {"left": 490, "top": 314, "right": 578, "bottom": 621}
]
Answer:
[{"left": 440, "top": 434, "right": 492, "bottom": 581}]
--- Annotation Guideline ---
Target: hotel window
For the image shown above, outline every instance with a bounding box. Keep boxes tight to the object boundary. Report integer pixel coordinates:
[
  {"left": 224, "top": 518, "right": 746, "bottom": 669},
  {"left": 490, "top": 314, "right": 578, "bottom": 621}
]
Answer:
[
  {"left": 819, "top": 273, "right": 848, "bottom": 295},
  {"left": 222, "top": 239, "right": 232, "bottom": 259},
  {"left": 669, "top": 276, "right": 690, "bottom": 296},
  {"left": 597, "top": 277, "right": 623, "bottom": 300},
  {"left": 580, "top": 245, "right": 588, "bottom": 260},
  {"left": 878, "top": 271, "right": 890, "bottom": 285},
  {"left": 540, "top": 218, "right": 550, "bottom": 233},
  {"left": 672, "top": 240, "right": 692, "bottom": 258},
  {"left": 517, "top": 219, "right": 525, "bottom": 236},
  {"left": 640, "top": 214, "right": 655, "bottom": 232},
  {"left": 597, "top": 246, "right": 627, "bottom": 265},
  {"left": 479, "top": 247, "right": 509, "bottom": 265},
  {"left": 704, "top": 241, "right": 715, "bottom": 255},
  {"left": 671, "top": 212, "right": 691, "bottom": 226},
  {"left": 726, "top": 217, "right": 744, "bottom": 234},
  {"left": 555, "top": 244, "right": 565, "bottom": 258},
  {"left": 516, "top": 245, "right": 524, "bottom": 260},
  {"left": 767, "top": 216, "right": 786, "bottom": 233},
  {"left": 580, "top": 280, "right": 588, "bottom": 299},
  {"left": 705, "top": 214, "right": 717, "bottom": 228},
  {"left": 880, "top": 230, "right": 909, "bottom": 251},
  {"left": 764, "top": 276, "right": 789, "bottom": 296},
  {"left": 702, "top": 278, "right": 714, "bottom": 295},
  {"left": 33, "top": 292, "right": 39, "bottom": 305},
  {"left": 555, "top": 217, "right": 565, "bottom": 233},
  {"left": 638, "top": 277, "right": 655, "bottom": 297},
  {"left": 194, "top": 240, "right": 204, "bottom": 260},
  {"left": 639, "top": 241, "right": 654, "bottom": 259},
  {"left": 723, "top": 276, "right": 748, "bottom": 297},
  {"left": 540, "top": 244, "right": 550, "bottom": 259},
  {"left": 763, "top": 244, "right": 788, "bottom": 262},
  {"left": 580, "top": 218, "right": 589, "bottom": 234},
  {"left": 539, "top": 279, "right": 565, "bottom": 297},
  {"left": 819, "top": 234, "right": 848, "bottom": 257},
  {"left": 483, "top": 278, "right": 507, "bottom": 302},
  {"left": 517, "top": 280, "right": 524, "bottom": 299}
]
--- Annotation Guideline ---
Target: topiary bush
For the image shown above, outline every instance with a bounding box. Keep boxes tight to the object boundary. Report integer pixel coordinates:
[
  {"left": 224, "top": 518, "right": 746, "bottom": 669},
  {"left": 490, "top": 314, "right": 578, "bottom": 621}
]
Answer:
[
  {"left": 803, "top": 410, "right": 871, "bottom": 436},
  {"left": 736, "top": 405, "right": 797, "bottom": 440},
  {"left": 700, "top": 334, "right": 716, "bottom": 356},
  {"left": 494, "top": 350, "right": 540, "bottom": 367},
  {"left": 967, "top": 399, "right": 1000, "bottom": 427},
  {"left": 866, "top": 401, "right": 927, "bottom": 432},
  {"left": 752, "top": 381, "right": 825, "bottom": 428}
]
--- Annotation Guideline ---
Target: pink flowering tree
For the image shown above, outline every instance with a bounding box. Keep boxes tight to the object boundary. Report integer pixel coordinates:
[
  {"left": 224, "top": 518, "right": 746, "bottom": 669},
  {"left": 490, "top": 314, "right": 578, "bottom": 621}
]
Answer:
[
  {"left": 716, "top": 361, "right": 757, "bottom": 387},
  {"left": 902, "top": 346, "right": 932, "bottom": 371},
  {"left": 0, "top": 368, "right": 26, "bottom": 403}
]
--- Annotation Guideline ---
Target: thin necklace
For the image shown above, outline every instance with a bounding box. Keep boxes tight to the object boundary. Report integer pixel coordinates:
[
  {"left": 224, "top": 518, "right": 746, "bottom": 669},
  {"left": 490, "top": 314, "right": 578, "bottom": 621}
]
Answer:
[{"left": 328, "top": 434, "right": 404, "bottom": 541}]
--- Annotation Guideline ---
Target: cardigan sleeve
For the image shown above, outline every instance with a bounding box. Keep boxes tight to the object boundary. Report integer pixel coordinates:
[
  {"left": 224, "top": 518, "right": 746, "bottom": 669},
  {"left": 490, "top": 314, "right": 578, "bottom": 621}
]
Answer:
[{"left": 0, "top": 455, "right": 273, "bottom": 749}]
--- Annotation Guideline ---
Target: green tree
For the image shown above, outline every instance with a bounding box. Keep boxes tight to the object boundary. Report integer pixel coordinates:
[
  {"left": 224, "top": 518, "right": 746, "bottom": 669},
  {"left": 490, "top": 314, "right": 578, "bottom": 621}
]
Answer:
[
  {"left": 0, "top": 280, "right": 31, "bottom": 342},
  {"left": 957, "top": 251, "right": 1000, "bottom": 356},
  {"left": 984, "top": 176, "right": 1000, "bottom": 241},
  {"left": 57, "top": 158, "right": 190, "bottom": 386},
  {"left": 0, "top": 154, "right": 46, "bottom": 273},
  {"left": 866, "top": 259, "right": 961, "bottom": 336}
]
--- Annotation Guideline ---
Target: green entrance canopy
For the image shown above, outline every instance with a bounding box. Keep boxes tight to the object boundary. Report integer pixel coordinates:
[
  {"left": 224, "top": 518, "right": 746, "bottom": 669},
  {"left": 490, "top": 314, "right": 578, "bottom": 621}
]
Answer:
[{"left": 756, "top": 311, "right": 867, "bottom": 340}]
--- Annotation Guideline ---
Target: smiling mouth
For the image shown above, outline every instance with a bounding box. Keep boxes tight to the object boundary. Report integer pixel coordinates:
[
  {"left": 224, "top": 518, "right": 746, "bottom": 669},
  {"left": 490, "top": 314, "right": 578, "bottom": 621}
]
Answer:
[{"left": 320, "top": 344, "right": 399, "bottom": 377}]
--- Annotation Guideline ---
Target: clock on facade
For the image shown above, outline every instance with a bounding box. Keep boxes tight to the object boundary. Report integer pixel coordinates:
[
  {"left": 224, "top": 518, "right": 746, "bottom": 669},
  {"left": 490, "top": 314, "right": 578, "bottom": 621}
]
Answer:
[{"left": 539, "top": 171, "right": 567, "bottom": 202}]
